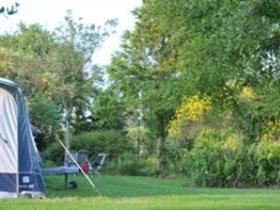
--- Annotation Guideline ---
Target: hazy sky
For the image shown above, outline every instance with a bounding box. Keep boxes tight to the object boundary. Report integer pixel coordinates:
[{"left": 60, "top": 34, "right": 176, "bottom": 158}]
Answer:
[{"left": 0, "top": 0, "right": 142, "bottom": 65}]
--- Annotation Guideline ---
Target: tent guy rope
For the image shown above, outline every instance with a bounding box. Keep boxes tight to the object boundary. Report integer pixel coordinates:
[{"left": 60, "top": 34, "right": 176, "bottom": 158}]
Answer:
[{"left": 57, "top": 139, "right": 102, "bottom": 196}]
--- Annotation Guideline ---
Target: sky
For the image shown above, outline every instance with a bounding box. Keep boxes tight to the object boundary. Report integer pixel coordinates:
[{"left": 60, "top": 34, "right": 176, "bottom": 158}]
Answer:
[{"left": 0, "top": 0, "right": 142, "bottom": 65}]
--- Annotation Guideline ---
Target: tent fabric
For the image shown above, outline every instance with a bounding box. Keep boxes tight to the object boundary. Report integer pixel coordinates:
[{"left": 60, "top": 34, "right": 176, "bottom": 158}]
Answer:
[
  {"left": 0, "top": 88, "right": 18, "bottom": 174},
  {"left": 0, "top": 78, "right": 44, "bottom": 198},
  {"left": 0, "top": 88, "right": 18, "bottom": 195}
]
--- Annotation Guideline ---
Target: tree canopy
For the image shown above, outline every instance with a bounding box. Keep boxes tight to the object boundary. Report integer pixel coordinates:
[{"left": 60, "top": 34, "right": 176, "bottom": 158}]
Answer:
[{"left": 107, "top": 0, "right": 280, "bottom": 176}]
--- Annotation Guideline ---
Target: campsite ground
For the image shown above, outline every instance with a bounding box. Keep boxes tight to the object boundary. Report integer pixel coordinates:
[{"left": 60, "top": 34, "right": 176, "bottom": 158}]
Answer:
[{"left": 0, "top": 176, "right": 280, "bottom": 210}]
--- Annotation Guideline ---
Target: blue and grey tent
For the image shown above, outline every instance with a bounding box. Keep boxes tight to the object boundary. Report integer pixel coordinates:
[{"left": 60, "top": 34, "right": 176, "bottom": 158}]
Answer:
[{"left": 0, "top": 78, "right": 44, "bottom": 198}]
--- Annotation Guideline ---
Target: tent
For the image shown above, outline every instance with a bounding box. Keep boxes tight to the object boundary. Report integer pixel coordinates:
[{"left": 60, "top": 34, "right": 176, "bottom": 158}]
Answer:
[{"left": 0, "top": 78, "right": 44, "bottom": 198}]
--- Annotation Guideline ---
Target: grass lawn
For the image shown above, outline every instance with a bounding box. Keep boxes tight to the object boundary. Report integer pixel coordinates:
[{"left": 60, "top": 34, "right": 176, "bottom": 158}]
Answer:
[{"left": 0, "top": 175, "right": 280, "bottom": 210}]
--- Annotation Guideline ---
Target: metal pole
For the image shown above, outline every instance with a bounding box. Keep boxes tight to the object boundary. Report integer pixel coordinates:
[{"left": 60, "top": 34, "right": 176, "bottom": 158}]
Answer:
[{"left": 57, "top": 140, "right": 100, "bottom": 194}]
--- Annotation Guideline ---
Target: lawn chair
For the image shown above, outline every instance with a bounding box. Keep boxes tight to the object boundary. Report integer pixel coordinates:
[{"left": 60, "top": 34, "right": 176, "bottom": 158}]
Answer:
[{"left": 91, "top": 153, "right": 107, "bottom": 175}]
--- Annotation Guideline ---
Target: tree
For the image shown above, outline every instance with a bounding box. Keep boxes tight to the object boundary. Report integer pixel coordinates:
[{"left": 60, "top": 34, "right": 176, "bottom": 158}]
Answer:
[
  {"left": 91, "top": 88, "right": 125, "bottom": 130},
  {"left": 48, "top": 11, "right": 116, "bottom": 158},
  {"left": 125, "top": 123, "right": 149, "bottom": 157},
  {"left": 0, "top": 23, "right": 60, "bottom": 149},
  {"left": 108, "top": 0, "right": 183, "bottom": 177},
  {"left": 169, "top": 0, "right": 280, "bottom": 142},
  {"left": 108, "top": 0, "right": 280, "bottom": 176},
  {"left": 0, "top": 12, "right": 116, "bottom": 152}
]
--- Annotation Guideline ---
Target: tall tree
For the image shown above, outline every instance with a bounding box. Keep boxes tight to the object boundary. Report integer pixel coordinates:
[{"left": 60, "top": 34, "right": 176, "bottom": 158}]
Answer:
[
  {"left": 49, "top": 11, "right": 116, "bottom": 157},
  {"left": 108, "top": 0, "right": 184, "bottom": 177},
  {"left": 108, "top": 0, "right": 280, "bottom": 176},
  {"left": 0, "top": 12, "right": 116, "bottom": 151},
  {"left": 0, "top": 24, "right": 60, "bottom": 149}
]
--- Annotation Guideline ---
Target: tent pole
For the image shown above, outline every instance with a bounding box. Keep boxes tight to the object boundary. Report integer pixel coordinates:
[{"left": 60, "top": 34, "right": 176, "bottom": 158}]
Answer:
[
  {"left": 57, "top": 140, "right": 101, "bottom": 195},
  {"left": 64, "top": 173, "right": 68, "bottom": 189},
  {"left": 16, "top": 133, "right": 19, "bottom": 197}
]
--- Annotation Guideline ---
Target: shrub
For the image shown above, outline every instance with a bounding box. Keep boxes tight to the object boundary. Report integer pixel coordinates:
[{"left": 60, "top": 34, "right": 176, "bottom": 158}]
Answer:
[
  {"left": 42, "top": 130, "right": 132, "bottom": 169},
  {"left": 139, "top": 156, "right": 157, "bottom": 176},
  {"left": 116, "top": 152, "right": 140, "bottom": 175},
  {"left": 164, "top": 138, "right": 188, "bottom": 175},
  {"left": 186, "top": 129, "right": 247, "bottom": 187},
  {"left": 249, "top": 141, "right": 280, "bottom": 186},
  {"left": 186, "top": 130, "right": 225, "bottom": 187},
  {"left": 72, "top": 130, "right": 132, "bottom": 161},
  {"left": 185, "top": 129, "right": 280, "bottom": 187},
  {"left": 41, "top": 142, "right": 64, "bottom": 165}
]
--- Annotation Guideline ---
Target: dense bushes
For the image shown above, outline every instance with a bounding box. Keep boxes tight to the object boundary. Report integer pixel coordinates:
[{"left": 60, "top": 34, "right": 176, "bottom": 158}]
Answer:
[
  {"left": 41, "top": 142, "right": 64, "bottom": 166},
  {"left": 42, "top": 130, "right": 132, "bottom": 165},
  {"left": 185, "top": 130, "right": 246, "bottom": 187},
  {"left": 42, "top": 130, "right": 155, "bottom": 175},
  {"left": 71, "top": 130, "right": 132, "bottom": 161},
  {"left": 116, "top": 152, "right": 140, "bottom": 175},
  {"left": 41, "top": 128, "right": 280, "bottom": 185},
  {"left": 184, "top": 129, "right": 280, "bottom": 187},
  {"left": 72, "top": 130, "right": 155, "bottom": 175},
  {"left": 249, "top": 141, "right": 280, "bottom": 186}
]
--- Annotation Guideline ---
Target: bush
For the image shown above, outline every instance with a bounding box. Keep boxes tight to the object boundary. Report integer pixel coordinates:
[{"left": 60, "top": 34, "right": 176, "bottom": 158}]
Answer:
[
  {"left": 139, "top": 156, "right": 156, "bottom": 176},
  {"left": 72, "top": 130, "right": 132, "bottom": 161},
  {"left": 72, "top": 130, "right": 138, "bottom": 174},
  {"left": 42, "top": 130, "right": 132, "bottom": 169},
  {"left": 164, "top": 138, "right": 189, "bottom": 175},
  {"left": 116, "top": 152, "right": 140, "bottom": 175},
  {"left": 185, "top": 129, "right": 280, "bottom": 187},
  {"left": 41, "top": 142, "right": 64, "bottom": 165},
  {"left": 186, "top": 129, "right": 248, "bottom": 187},
  {"left": 249, "top": 141, "right": 280, "bottom": 186}
]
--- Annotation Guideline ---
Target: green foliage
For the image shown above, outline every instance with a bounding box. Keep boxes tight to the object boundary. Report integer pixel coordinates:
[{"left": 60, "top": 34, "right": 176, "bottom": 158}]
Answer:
[
  {"left": 43, "top": 130, "right": 131, "bottom": 166},
  {"left": 29, "top": 93, "right": 60, "bottom": 129},
  {"left": 184, "top": 129, "right": 280, "bottom": 187},
  {"left": 116, "top": 152, "right": 140, "bottom": 175},
  {"left": 139, "top": 156, "right": 157, "bottom": 176},
  {"left": 1, "top": 0, "right": 280, "bottom": 188},
  {"left": 107, "top": 0, "right": 186, "bottom": 176},
  {"left": 92, "top": 88, "right": 125, "bottom": 130},
  {"left": 186, "top": 129, "right": 248, "bottom": 187},
  {"left": 72, "top": 130, "right": 131, "bottom": 161},
  {"left": 41, "top": 142, "right": 64, "bottom": 165},
  {"left": 249, "top": 141, "right": 280, "bottom": 186},
  {"left": 0, "top": 12, "right": 116, "bottom": 154},
  {"left": 16, "top": 23, "right": 54, "bottom": 57},
  {"left": 108, "top": 0, "right": 280, "bottom": 179},
  {"left": 163, "top": 138, "right": 189, "bottom": 174},
  {"left": 125, "top": 124, "right": 150, "bottom": 157}
]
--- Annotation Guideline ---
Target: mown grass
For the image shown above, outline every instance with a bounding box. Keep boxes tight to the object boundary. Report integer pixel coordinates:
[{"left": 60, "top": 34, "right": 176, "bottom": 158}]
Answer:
[{"left": 0, "top": 175, "right": 280, "bottom": 210}]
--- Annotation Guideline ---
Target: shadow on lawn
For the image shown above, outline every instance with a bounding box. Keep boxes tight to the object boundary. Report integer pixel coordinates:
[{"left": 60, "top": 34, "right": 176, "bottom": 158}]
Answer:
[{"left": 44, "top": 175, "right": 279, "bottom": 198}]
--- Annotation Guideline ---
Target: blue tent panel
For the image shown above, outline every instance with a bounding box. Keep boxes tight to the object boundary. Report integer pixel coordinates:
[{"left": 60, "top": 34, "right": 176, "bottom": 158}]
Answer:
[
  {"left": 0, "top": 173, "right": 16, "bottom": 192},
  {"left": 0, "top": 78, "right": 45, "bottom": 198}
]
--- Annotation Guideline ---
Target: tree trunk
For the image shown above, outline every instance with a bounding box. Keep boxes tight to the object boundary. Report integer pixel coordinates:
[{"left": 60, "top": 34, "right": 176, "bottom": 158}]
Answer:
[
  {"left": 155, "top": 136, "right": 164, "bottom": 179},
  {"left": 153, "top": 112, "right": 170, "bottom": 179}
]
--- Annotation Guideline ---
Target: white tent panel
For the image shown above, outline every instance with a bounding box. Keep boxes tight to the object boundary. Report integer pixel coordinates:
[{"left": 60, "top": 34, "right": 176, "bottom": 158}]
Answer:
[{"left": 0, "top": 88, "right": 18, "bottom": 173}]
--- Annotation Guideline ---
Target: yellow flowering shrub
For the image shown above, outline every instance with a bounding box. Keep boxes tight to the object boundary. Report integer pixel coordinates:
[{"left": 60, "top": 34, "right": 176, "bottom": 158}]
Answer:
[
  {"left": 168, "top": 95, "right": 211, "bottom": 138},
  {"left": 262, "top": 120, "right": 280, "bottom": 141},
  {"left": 240, "top": 86, "right": 256, "bottom": 101},
  {"left": 224, "top": 134, "right": 240, "bottom": 152}
]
